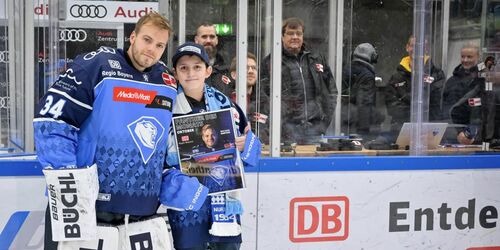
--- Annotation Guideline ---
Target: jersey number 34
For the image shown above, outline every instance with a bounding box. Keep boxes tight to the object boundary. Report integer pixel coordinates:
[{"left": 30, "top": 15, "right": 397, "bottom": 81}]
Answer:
[{"left": 39, "top": 95, "right": 66, "bottom": 119}]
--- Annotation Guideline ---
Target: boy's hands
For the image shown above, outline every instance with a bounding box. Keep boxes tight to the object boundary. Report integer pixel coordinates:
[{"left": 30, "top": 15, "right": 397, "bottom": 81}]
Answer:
[{"left": 235, "top": 125, "right": 251, "bottom": 152}]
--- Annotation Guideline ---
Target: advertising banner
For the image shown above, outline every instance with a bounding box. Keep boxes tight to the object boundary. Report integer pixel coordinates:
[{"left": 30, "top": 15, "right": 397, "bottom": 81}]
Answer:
[
  {"left": 1, "top": 159, "right": 500, "bottom": 249},
  {"left": 0, "top": 177, "right": 46, "bottom": 249},
  {"left": 2, "top": 1, "right": 159, "bottom": 21},
  {"left": 65, "top": 0, "right": 159, "bottom": 23},
  {"left": 35, "top": 27, "right": 118, "bottom": 95},
  {"left": 242, "top": 169, "right": 500, "bottom": 250}
]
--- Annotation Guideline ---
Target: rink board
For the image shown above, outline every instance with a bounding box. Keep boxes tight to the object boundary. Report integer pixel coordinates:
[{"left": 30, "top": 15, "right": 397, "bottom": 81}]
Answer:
[{"left": 0, "top": 155, "right": 499, "bottom": 249}]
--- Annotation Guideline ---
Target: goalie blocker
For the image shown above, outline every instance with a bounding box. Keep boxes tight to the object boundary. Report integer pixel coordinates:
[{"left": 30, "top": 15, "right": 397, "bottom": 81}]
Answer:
[
  {"left": 42, "top": 164, "right": 173, "bottom": 250},
  {"left": 43, "top": 164, "right": 99, "bottom": 242}
]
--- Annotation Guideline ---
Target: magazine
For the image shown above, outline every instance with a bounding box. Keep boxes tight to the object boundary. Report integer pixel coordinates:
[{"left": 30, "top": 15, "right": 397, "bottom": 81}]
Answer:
[{"left": 172, "top": 109, "right": 245, "bottom": 194}]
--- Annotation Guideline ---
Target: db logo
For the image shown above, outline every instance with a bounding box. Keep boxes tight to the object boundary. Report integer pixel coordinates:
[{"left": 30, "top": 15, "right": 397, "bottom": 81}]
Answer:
[{"left": 289, "top": 196, "right": 349, "bottom": 242}]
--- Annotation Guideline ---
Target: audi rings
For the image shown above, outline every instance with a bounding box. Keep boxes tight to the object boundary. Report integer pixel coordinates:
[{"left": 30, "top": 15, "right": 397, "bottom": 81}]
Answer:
[
  {"left": 59, "top": 29, "right": 87, "bottom": 42},
  {"left": 0, "top": 96, "right": 10, "bottom": 109},
  {"left": 70, "top": 4, "right": 107, "bottom": 18},
  {"left": 0, "top": 51, "right": 8, "bottom": 63}
]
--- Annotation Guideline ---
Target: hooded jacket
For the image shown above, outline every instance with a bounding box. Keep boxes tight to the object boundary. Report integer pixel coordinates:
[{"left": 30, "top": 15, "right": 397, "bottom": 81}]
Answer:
[{"left": 341, "top": 57, "right": 382, "bottom": 139}]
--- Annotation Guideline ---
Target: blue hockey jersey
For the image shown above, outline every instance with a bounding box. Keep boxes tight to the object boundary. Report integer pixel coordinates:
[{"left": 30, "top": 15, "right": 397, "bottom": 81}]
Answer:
[{"left": 34, "top": 46, "right": 178, "bottom": 216}]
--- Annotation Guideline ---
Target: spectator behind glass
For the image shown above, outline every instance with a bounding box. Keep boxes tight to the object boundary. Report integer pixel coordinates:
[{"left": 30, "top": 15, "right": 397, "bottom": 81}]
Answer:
[
  {"left": 449, "top": 51, "right": 500, "bottom": 147},
  {"left": 441, "top": 43, "right": 482, "bottom": 144},
  {"left": 341, "top": 43, "right": 383, "bottom": 141},
  {"left": 384, "top": 35, "right": 445, "bottom": 143},
  {"left": 230, "top": 52, "right": 270, "bottom": 143},
  {"left": 260, "top": 17, "right": 337, "bottom": 144},
  {"left": 195, "top": 22, "right": 233, "bottom": 96}
]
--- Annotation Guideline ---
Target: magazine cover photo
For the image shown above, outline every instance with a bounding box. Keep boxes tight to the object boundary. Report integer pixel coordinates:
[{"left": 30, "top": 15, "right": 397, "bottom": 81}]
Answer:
[{"left": 172, "top": 109, "right": 245, "bottom": 194}]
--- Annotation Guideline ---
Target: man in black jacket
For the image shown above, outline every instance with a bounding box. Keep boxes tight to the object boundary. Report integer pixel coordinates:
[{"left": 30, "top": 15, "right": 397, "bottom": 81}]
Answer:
[
  {"left": 195, "top": 23, "right": 233, "bottom": 96},
  {"left": 342, "top": 43, "right": 383, "bottom": 141},
  {"left": 260, "top": 17, "right": 337, "bottom": 144},
  {"left": 441, "top": 43, "right": 482, "bottom": 144},
  {"left": 385, "top": 35, "right": 445, "bottom": 143},
  {"left": 447, "top": 48, "right": 500, "bottom": 148}
]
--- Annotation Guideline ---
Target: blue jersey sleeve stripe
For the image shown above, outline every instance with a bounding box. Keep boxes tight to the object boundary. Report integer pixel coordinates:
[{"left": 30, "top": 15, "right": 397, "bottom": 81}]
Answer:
[
  {"left": 47, "top": 88, "right": 93, "bottom": 110},
  {"left": 33, "top": 118, "right": 79, "bottom": 131}
]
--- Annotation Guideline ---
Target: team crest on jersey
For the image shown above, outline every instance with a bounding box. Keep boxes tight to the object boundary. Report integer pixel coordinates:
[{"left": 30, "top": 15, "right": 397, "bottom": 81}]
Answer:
[
  {"left": 468, "top": 98, "right": 481, "bottom": 107},
  {"left": 127, "top": 116, "right": 165, "bottom": 164},
  {"left": 162, "top": 72, "right": 177, "bottom": 88},
  {"left": 423, "top": 75, "right": 435, "bottom": 84},
  {"left": 395, "top": 81, "right": 406, "bottom": 87},
  {"left": 222, "top": 75, "right": 231, "bottom": 85},
  {"left": 315, "top": 63, "right": 324, "bottom": 72},
  {"left": 231, "top": 107, "right": 240, "bottom": 125},
  {"left": 209, "top": 165, "right": 229, "bottom": 186}
]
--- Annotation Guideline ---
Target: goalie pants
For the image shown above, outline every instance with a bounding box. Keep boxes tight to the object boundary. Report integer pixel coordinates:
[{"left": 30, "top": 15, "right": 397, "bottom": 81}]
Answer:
[{"left": 43, "top": 204, "right": 158, "bottom": 250}]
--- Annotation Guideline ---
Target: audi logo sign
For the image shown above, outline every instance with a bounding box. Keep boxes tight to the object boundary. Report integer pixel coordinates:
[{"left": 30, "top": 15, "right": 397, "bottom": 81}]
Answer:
[
  {"left": 70, "top": 4, "right": 107, "bottom": 18},
  {"left": 66, "top": 0, "right": 158, "bottom": 23},
  {"left": 0, "top": 96, "right": 10, "bottom": 109},
  {"left": 59, "top": 29, "right": 88, "bottom": 42},
  {"left": 0, "top": 51, "right": 8, "bottom": 63}
]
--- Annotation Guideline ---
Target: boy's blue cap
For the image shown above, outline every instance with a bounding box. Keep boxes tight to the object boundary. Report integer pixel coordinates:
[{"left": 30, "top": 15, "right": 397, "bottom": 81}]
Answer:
[{"left": 172, "top": 42, "right": 210, "bottom": 67}]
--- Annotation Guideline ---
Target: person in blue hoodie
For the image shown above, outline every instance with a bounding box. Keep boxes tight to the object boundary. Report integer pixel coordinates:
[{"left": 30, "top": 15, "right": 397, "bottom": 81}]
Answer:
[{"left": 166, "top": 42, "right": 261, "bottom": 250}]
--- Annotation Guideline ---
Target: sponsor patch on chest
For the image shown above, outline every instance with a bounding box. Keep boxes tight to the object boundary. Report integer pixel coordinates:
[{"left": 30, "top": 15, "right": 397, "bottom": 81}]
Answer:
[{"left": 113, "top": 87, "right": 157, "bottom": 104}]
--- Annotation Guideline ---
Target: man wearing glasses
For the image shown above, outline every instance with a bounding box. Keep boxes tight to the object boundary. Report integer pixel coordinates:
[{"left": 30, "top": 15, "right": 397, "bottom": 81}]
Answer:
[{"left": 261, "top": 17, "right": 337, "bottom": 144}]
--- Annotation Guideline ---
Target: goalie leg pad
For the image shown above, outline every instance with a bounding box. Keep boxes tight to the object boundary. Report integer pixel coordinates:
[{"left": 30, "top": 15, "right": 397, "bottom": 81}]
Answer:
[
  {"left": 56, "top": 226, "right": 119, "bottom": 250},
  {"left": 117, "top": 217, "right": 173, "bottom": 250}
]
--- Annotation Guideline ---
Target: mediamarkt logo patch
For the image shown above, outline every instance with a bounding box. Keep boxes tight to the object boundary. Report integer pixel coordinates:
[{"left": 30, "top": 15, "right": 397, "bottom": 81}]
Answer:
[{"left": 113, "top": 87, "right": 157, "bottom": 104}]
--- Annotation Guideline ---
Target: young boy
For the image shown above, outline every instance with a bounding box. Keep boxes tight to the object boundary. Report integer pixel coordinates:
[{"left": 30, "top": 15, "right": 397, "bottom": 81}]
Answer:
[{"left": 166, "top": 42, "right": 261, "bottom": 250}]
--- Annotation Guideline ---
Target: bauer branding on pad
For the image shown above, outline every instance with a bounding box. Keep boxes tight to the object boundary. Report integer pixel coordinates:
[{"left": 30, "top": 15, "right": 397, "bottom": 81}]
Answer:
[{"left": 43, "top": 164, "right": 99, "bottom": 242}]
